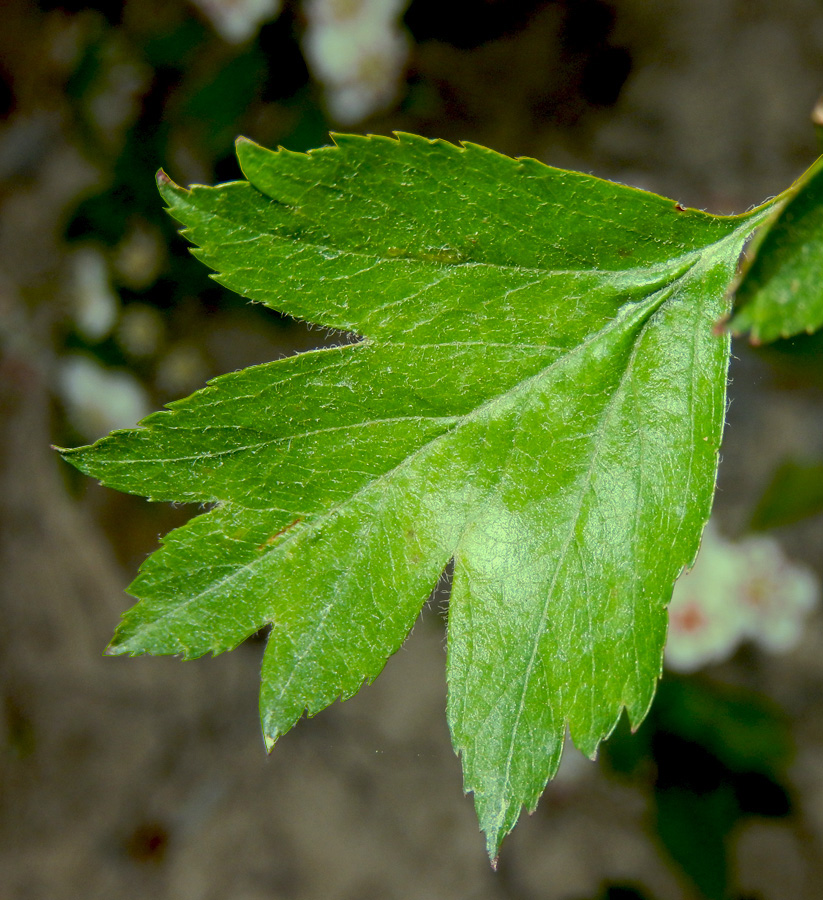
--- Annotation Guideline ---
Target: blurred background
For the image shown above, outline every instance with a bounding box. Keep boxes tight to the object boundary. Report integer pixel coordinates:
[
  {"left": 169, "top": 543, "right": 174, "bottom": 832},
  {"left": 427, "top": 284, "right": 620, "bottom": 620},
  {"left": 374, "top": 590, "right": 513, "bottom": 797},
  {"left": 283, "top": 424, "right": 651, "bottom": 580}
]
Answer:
[{"left": 3, "top": 1, "right": 823, "bottom": 897}]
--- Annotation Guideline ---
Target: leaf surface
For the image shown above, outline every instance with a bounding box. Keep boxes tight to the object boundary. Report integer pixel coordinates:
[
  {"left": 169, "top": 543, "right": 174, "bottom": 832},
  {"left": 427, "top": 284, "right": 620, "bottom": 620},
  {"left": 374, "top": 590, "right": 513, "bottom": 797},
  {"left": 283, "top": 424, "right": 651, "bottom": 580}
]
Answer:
[
  {"left": 731, "top": 156, "right": 823, "bottom": 342},
  {"left": 60, "top": 133, "right": 770, "bottom": 857}
]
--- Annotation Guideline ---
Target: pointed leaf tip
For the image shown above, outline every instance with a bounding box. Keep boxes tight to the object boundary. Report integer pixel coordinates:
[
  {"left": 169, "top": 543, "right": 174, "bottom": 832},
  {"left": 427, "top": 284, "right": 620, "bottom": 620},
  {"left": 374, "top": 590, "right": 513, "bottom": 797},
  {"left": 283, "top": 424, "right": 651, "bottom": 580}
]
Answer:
[
  {"left": 234, "top": 135, "right": 266, "bottom": 161},
  {"left": 155, "top": 169, "right": 188, "bottom": 207}
]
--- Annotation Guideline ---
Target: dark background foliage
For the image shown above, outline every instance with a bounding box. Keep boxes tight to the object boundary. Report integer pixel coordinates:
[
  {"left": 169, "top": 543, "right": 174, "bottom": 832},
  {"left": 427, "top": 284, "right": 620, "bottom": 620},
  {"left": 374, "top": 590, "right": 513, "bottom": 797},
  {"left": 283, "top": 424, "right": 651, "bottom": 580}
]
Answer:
[{"left": 2, "top": 1, "right": 823, "bottom": 897}]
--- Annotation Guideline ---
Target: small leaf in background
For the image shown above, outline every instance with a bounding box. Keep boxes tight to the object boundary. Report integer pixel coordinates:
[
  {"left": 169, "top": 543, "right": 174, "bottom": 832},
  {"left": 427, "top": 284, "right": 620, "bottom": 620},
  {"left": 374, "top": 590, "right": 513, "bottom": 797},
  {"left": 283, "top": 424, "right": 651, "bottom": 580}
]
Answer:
[
  {"left": 750, "top": 457, "right": 823, "bottom": 531},
  {"left": 654, "top": 677, "right": 793, "bottom": 780},
  {"left": 59, "top": 133, "right": 776, "bottom": 857},
  {"left": 665, "top": 522, "right": 819, "bottom": 672},
  {"left": 654, "top": 780, "right": 736, "bottom": 900},
  {"left": 731, "top": 156, "right": 823, "bottom": 343},
  {"left": 604, "top": 677, "right": 793, "bottom": 900},
  {"left": 652, "top": 680, "right": 793, "bottom": 900}
]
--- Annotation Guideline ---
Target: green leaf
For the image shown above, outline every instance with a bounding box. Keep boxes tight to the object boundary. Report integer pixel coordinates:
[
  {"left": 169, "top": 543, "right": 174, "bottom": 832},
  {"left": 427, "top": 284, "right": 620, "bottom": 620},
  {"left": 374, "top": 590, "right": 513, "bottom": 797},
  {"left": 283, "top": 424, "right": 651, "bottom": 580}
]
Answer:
[
  {"left": 731, "top": 156, "right": 823, "bottom": 343},
  {"left": 59, "top": 133, "right": 772, "bottom": 859}
]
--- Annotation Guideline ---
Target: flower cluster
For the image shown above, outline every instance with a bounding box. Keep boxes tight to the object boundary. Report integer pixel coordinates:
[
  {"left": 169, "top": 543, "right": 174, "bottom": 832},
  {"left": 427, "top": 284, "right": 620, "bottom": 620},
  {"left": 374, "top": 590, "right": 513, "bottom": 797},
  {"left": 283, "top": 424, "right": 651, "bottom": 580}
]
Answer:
[{"left": 665, "top": 522, "right": 819, "bottom": 672}]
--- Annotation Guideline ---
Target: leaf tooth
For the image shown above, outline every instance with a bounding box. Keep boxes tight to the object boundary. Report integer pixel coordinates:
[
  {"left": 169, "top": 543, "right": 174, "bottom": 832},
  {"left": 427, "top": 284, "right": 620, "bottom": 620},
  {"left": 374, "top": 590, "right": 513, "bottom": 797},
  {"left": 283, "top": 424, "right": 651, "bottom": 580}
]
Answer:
[{"left": 155, "top": 168, "right": 189, "bottom": 208}]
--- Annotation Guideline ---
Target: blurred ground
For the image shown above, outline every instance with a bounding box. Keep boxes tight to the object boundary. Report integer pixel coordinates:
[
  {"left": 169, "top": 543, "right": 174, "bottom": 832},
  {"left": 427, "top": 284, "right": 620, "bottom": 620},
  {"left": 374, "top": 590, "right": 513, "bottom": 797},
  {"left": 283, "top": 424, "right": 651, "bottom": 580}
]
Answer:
[{"left": 2, "top": 1, "right": 823, "bottom": 898}]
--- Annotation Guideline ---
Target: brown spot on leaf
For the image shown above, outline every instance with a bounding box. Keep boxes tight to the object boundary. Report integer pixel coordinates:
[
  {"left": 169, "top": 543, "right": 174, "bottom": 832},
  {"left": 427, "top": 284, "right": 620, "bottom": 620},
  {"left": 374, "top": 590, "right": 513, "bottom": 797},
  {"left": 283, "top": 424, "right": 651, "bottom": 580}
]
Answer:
[{"left": 257, "top": 518, "right": 302, "bottom": 550}]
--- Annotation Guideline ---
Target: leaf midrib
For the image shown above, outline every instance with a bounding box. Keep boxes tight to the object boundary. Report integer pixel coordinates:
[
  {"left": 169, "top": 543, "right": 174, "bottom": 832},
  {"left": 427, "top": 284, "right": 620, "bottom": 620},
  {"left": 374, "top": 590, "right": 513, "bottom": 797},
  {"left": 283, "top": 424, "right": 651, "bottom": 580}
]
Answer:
[
  {"left": 465, "top": 233, "right": 749, "bottom": 841},
  {"left": 491, "top": 292, "right": 648, "bottom": 828}
]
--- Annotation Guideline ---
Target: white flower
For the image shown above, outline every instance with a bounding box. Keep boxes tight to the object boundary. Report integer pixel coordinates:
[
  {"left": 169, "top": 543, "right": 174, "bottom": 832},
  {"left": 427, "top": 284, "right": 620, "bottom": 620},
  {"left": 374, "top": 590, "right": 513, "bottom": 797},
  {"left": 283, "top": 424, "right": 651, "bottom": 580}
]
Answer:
[
  {"left": 665, "top": 522, "right": 819, "bottom": 672},
  {"left": 302, "top": 0, "right": 411, "bottom": 123}
]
